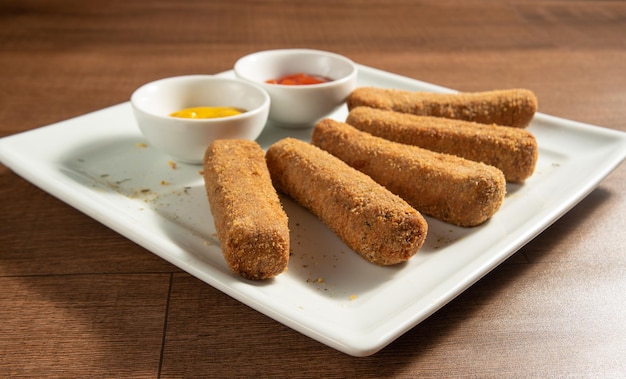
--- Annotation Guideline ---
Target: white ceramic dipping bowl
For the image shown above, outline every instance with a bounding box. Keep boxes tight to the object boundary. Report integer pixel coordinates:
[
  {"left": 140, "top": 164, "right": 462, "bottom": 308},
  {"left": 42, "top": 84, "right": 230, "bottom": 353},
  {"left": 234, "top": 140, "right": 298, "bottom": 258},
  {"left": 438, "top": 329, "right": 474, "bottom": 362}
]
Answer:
[
  {"left": 130, "top": 75, "right": 270, "bottom": 164},
  {"left": 234, "top": 49, "right": 357, "bottom": 128}
]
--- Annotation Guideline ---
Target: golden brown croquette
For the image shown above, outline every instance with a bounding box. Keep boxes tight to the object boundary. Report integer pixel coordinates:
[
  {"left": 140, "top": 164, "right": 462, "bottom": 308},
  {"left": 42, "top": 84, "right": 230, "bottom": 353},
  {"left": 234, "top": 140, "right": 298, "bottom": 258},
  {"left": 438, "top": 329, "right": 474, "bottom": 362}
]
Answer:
[
  {"left": 346, "top": 87, "right": 538, "bottom": 128},
  {"left": 203, "top": 139, "right": 290, "bottom": 280},
  {"left": 346, "top": 106, "right": 538, "bottom": 183},
  {"left": 265, "top": 137, "right": 427, "bottom": 265},
  {"left": 311, "top": 119, "right": 507, "bottom": 227}
]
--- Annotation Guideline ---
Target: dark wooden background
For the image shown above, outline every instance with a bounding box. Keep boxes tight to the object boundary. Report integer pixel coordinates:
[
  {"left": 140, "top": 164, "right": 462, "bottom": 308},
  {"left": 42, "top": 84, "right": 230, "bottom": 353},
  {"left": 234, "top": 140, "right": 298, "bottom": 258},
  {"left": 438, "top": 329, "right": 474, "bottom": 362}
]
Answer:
[{"left": 1, "top": 1, "right": 625, "bottom": 377}]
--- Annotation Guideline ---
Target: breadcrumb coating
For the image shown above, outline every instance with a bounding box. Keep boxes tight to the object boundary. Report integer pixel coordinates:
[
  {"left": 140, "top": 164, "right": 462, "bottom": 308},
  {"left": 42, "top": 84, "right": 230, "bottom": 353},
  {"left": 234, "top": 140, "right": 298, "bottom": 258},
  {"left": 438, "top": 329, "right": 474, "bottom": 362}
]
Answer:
[
  {"left": 312, "top": 119, "right": 506, "bottom": 227},
  {"left": 347, "top": 87, "right": 538, "bottom": 128},
  {"left": 266, "top": 138, "right": 427, "bottom": 266},
  {"left": 203, "top": 139, "right": 289, "bottom": 280},
  {"left": 346, "top": 106, "right": 538, "bottom": 182}
]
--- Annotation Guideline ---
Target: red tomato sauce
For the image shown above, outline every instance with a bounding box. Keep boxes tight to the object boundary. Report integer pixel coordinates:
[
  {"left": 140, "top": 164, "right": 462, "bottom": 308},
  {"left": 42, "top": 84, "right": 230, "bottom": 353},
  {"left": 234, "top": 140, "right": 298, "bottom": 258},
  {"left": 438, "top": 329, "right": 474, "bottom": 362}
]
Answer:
[{"left": 266, "top": 72, "right": 331, "bottom": 85}]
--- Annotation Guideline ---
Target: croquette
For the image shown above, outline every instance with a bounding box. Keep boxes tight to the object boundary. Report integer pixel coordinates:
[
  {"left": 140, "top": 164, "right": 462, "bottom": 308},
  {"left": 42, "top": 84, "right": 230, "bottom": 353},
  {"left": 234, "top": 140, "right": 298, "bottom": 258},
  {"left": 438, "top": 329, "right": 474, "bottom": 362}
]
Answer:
[
  {"left": 347, "top": 87, "right": 538, "bottom": 128},
  {"left": 203, "top": 139, "right": 290, "bottom": 280},
  {"left": 311, "top": 119, "right": 507, "bottom": 227},
  {"left": 346, "top": 106, "right": 538, "bottom": 182},
  {"left": 265, "top": 137, "right": 427, "bottom": 265}
]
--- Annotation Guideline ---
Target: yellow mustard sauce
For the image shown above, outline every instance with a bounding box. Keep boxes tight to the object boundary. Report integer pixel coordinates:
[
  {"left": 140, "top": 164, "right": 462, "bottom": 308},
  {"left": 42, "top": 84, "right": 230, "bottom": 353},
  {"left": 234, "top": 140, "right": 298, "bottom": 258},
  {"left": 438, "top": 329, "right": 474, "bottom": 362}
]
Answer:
[{"left": 170, "top": 106, "right": 244, "bottom": 119}]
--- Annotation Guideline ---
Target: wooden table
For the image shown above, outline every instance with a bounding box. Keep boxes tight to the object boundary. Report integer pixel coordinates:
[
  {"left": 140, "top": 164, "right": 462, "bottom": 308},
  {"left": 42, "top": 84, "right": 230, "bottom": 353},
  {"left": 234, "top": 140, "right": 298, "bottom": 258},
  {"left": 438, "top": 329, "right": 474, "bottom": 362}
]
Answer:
[{"left": 1, "top": 1, "right": 625, "bottom": 377}]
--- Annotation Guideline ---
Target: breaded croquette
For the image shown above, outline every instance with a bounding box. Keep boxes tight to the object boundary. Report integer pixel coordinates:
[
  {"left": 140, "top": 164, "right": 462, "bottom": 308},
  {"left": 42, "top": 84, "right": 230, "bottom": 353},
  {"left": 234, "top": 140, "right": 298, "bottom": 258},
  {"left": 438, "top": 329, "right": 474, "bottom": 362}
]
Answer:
[
  {"left": 265, "top": 138, "right": 427, "bottom": 266},
  {"left": 203, "top": 139, "right": 289, "bottom": 280},
  {"left": 346, "top": 106, "right": 538, "bottom": 183},
  {"left": 347, "top": 87, "right": 538, "bottom": 128},
  {"left": 311, "top": 119, "right": 506, "bottom": 227}
]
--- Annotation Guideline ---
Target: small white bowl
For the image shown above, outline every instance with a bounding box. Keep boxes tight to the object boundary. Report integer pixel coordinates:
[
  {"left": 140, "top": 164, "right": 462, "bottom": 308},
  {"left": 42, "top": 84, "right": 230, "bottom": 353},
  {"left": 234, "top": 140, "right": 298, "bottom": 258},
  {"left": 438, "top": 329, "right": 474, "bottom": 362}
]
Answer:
[
  {"left": 234, "top": 49, "right": 358, "bottom": 128},
  {"left": 130, "top": 75, "right": 270, "bottom": 164}
]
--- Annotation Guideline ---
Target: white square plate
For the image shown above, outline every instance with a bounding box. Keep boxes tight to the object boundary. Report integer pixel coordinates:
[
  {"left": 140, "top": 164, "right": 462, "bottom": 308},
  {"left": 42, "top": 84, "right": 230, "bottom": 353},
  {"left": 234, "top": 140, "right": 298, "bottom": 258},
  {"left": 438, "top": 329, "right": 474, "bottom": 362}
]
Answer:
[{"left": 1, "top": 65, "right": 625, "bottom": 356}]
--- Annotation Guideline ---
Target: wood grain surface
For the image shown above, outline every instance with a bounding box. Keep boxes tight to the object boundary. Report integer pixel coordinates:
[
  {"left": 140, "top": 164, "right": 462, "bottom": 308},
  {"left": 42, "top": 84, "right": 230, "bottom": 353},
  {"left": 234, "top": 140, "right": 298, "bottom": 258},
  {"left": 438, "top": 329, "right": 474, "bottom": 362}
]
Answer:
[{"left": 1, "top": 1, "right": 625, "bottom": 377}]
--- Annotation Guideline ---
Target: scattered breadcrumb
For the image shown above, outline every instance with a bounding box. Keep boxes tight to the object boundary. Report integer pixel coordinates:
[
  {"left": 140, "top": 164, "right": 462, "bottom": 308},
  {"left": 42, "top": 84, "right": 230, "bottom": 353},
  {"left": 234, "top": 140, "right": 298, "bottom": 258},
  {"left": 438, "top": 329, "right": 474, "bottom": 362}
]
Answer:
[{"left": 307, "top": 277, "right": 325, "bottom": 283}]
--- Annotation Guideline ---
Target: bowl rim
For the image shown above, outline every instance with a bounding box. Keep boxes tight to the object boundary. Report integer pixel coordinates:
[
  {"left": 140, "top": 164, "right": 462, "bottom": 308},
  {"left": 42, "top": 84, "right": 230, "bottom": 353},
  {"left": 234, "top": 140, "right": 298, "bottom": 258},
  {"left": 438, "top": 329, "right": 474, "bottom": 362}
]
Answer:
[
  {"left": 130, "top": 74, "right": 271, "bottom": 123},
  {"left": 233, "top": 48, "right": 358, "bottom": 89}
]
